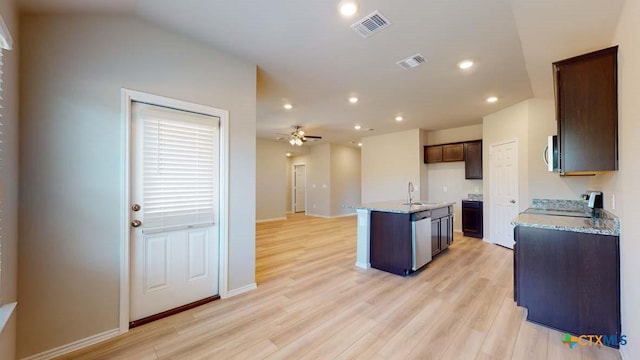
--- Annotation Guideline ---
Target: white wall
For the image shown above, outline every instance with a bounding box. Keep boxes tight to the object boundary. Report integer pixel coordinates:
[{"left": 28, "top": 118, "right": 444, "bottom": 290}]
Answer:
[
  {"left": 613, "top": 0, "right": 640, "bottom": 358},
  {"left": 19, "top": 14, "right": 256, "bottom": 358},
  {"left": 290, "top": 144, "right": 360, "bottom": 217},
  {"left": 361, "top": 129, "right": 423, "bottom": 203},
  {"left": 427, "top": 124, "right": 483, "bottom": 145},
  {"left": 256, "top": 139, "right": 290, "bottom": 221},
  {"left": 303, "top": 144, "right": 332, "bottom": 217},
  {"left": 426, "top": 124, "right": 483, "bottom": 231},
  {"left": 482, "top": 102, "right": 530, "bottom": 242},
  {"left": 330, "top": 145, "right": 361, "bottom": 216},
  {"left": 482, "top": 99, "right": 617, "bottom": 242},
  {"left": 0, "top": 0, "right": 18, "bottom": 359}
]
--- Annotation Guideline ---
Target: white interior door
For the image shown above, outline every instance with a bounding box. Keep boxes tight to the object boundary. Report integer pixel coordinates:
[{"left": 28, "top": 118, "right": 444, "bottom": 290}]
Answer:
[
  {"left": 294, "top": 164, "right": 306, "bottom": 213},
  {"left": 489, "top": 140, "right": 519, "bottom": 249},
  {"left": 130, "top": 102, "right": 220, "bottom": 322}
]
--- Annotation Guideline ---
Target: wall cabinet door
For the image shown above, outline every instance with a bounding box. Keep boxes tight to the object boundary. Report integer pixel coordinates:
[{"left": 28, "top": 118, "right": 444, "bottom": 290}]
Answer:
[
  {"left": 425, "top": 146, "right": 443, "bottom": 163},
  {"left": 554, "top": 46, "right": 618, "bottom": 173},
  {"left": 442, "top": 144, "right": 464, "bottom": 162},
  {"left": 464, "top": 140, "right": 483, "bottom": 179}
]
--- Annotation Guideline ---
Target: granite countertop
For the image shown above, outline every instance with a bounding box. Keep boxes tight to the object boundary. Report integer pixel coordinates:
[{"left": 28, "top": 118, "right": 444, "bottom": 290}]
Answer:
[
  {"left": 347, "top": 200, "right": 456, "bottom": 214},
  {"left": 512, "top": 209, "right": 620, "bottom": 236}
]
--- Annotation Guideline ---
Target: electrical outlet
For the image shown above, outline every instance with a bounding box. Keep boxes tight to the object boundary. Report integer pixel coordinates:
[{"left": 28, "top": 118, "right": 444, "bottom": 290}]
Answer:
[
  {"left": 443, "top": 186, "right": 448, "bottom": 193},
  {"left": 313, "top": 203, "right": 317, "bottom": 209},
  {"left": 612, "top": 194, "right": 616, "bottom": 210},
  {"left": 474, "top": 186, "right": 479, "bottom": 193}
]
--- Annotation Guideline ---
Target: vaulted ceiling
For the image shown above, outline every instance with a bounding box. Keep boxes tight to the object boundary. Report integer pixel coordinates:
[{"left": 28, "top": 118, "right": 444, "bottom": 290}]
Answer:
[{"left": 19, "top": 0, "right": 625, "bottom": 145}]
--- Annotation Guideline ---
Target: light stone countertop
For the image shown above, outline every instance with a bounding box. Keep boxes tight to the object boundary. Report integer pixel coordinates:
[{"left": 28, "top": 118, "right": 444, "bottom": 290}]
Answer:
[
  {"left": 511, "top": 212, "right": 619, "bottom": 236},
  {"left": 347, "top": 200, "right": 456, "bottom": 214}
]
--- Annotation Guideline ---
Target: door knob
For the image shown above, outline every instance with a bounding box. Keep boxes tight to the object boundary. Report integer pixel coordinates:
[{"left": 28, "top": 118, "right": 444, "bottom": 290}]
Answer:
[
  {"left": 131, "top": 204, "right": 141, "bottom": 212},
  {"left": 510, "top": 200, "right": 516, "bottom": 204},
  {"left": 131, "top": 220, "right": 142, "bottom": 228}
]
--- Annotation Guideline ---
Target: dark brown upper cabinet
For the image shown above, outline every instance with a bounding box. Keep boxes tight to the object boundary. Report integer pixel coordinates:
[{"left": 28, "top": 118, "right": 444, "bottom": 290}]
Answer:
[
  {"left": 442, "top": 143, "right": 464, "bottom": 162},
  {"left": 424, "top": 140, "right": 483, "bottom": 179},
  {"left": 464, "top": 140, "right": 482, "bottom": 179},
  {"left": 425, "top": 146, "right": 443, "bottom": 163},
  {"left": 554, "top": 46, "right": 618, "bottom": 174}
]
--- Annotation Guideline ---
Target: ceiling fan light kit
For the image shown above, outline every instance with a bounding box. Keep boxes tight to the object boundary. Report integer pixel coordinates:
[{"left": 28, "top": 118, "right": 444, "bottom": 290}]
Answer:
[{"left": 284, "top": 126, "right": 322, "bottom": 146}]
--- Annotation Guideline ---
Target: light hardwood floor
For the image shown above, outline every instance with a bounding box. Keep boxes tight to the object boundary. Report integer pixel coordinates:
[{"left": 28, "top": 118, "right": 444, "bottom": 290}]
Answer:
[{"left": 59, "top": 213, "right": 620, "bottom": 359}]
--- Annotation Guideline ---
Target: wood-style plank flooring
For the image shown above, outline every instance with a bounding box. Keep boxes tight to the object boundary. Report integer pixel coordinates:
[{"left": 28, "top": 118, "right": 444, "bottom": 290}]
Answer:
[{"left": 59, "top": 213, "right": 620, "bottom": 359}]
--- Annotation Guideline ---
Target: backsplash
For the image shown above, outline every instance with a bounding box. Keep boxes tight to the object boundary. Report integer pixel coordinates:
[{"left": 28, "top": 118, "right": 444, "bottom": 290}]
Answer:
[
  {"left": 531, "top": 198, "right": 588, "bottom": 212},
  {"left": 468, "top": 193, "right": 483, "bottom": 201}
]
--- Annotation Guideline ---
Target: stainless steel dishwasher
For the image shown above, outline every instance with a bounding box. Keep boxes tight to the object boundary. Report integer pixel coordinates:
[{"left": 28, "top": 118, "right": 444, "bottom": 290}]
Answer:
[{"left": 411, "top": 210, "right": 432, "bottom": 270}]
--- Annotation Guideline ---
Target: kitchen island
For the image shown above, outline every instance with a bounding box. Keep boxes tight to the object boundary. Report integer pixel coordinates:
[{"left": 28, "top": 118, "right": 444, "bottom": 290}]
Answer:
[{"left": 350, "top": 200, "right": 455, "bottom": 275}]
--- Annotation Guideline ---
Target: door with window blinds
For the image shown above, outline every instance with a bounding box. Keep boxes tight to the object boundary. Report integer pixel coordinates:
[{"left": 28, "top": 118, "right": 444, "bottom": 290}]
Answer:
[{"left": 130, "top": 102, "right": 220, "bottom": 322}]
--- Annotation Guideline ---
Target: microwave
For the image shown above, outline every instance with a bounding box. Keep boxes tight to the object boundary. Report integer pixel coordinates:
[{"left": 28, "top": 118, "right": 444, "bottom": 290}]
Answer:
[{"left": 544, "top": 135, "right": 559, "bottom": 172}]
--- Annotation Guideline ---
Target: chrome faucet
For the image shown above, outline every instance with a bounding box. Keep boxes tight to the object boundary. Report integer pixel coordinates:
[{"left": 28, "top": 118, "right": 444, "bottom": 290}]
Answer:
[{"left": 408, "top": 181, "right": 414, "bottom": 205}]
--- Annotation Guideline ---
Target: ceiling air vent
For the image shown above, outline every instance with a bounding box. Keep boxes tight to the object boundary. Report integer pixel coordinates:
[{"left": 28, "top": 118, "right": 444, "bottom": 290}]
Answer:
[
  {"left": 396, "top": 54, "right": 427, "bottom": 70},
  {"left": 351, "top": 10, "right": 391, "bottom": 38}
]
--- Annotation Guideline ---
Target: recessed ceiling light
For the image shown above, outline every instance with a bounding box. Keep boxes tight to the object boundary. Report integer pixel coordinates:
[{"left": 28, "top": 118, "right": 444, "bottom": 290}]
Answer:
[
  {"left": 458, "top": 60, "right": 474, "bottom": 69},
  {"left": 338, "top": 0, "right": 358, "bottom": 17},
  {"left": 486, "top": 96, "right": 498, "bottom": 103},
  {"left": 283, "top": 104, "right": 293, "bottom": 110},
  {"left": 395, "top": 116, "right": 404, "bottom": 122},
  {"left": 286, "top": 153, "right": 291, "bottom": 157},
  {"left": 349, "top": 97, "right": 359, "bottom": 104},
  {"left": 354, "top": 125, "right": 362, "bottom": 130},
  {"left": 358, "top": 142, "right": 363, "bottom": 147}
]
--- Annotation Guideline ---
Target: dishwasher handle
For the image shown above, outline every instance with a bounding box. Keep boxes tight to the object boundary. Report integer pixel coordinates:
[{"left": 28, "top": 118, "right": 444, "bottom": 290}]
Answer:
[{"left": 411, "top": 211, "right": 431, "bottom": 221}]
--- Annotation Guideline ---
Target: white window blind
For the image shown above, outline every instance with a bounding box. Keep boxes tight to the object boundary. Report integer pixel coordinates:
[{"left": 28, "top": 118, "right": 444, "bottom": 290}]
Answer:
[{"left": 136, "top": 103, "right": 219, "bottom": 234}]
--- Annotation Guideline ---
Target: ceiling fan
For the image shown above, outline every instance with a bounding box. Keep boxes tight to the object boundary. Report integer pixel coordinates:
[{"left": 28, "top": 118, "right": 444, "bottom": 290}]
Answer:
[{"left": 278, "top": 126, "right": 322, "bottom": 146}]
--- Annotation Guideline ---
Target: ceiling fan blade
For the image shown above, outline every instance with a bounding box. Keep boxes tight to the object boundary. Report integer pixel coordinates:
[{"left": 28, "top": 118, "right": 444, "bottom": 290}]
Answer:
[{"left": 303, "top": 135, "right": 322, "bottom": 139}]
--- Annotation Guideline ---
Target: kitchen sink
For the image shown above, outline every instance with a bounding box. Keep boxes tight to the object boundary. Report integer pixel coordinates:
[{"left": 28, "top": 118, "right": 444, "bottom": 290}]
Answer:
[{"left": 402, "top": 202, "right": 439, "bottom": 206}]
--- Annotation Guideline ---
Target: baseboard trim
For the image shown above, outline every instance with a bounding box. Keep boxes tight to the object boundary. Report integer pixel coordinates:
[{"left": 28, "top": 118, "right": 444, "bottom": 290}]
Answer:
[
  {"left": 222, "top": 283, "right": 257, "bottom": 299},
  {"left": 22, "top": 328, "right": 120, "bottom": 360},
  {"left": 305, "top": 213, "right": 357, "bottom": 219},
  {"left": 256, "top": 217, "right": 287, "bottom": 223},
  {"left": 355, "top": 262, "right": 371, "bottom": 269}
]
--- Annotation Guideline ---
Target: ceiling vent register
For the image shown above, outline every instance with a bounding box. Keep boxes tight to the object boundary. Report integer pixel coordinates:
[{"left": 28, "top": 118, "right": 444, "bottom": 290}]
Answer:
[
  {"left": 351, "top": 10, "right": 391, "bottom": 38},
  {"left": 396, "top": 54, "right": 427, "bottom": 69}
]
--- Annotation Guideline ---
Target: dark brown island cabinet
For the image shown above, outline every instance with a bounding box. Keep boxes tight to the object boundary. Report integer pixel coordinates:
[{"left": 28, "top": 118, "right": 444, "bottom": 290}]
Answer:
[
  {"left": 514, "top": 226, "right": 621, "bottom": 346},
  {"left": 554, "top": 46, "right": 618, "bottom": 174},
  {"left": 369, "top": 206, "right": 453, "bottom": 276},
  {"left": 424, "top": 140, "right": 483, "bottom": 179},
  {"left": 461, "top": 200, "right": 483, "bottom": 238},
  {"left": 431, "top": 206, "right": 453, "bottom": 257}
]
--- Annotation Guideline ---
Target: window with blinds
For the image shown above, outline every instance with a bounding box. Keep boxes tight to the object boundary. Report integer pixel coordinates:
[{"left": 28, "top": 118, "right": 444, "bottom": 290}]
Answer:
[{"left": 136, "top": 103, "right": 219, "bottom": 234}]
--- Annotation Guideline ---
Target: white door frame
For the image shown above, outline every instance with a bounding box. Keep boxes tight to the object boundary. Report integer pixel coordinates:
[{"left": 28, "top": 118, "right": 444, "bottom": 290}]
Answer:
[
  {"left": 489, "top": 138, "right": 519, "bottom": 247},
  {"left": 119, "top": 88, "right": 230, "bottom": 334},
  {"left": 291, "top": 163, "right": 307, "bottom": 213}
]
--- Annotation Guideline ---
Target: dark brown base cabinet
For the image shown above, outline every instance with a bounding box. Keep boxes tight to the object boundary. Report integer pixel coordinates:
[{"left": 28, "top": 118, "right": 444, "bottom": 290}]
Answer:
[
  {"left": 514, "top": 226, "right": 621, "bottom": 347},
  {"left": 431, "top": 206, "right": 453, "bottom": 257},
  {"left": 369, "top": 211, "right": 412, "bottom": 276},
  {"left": 461, "top": 200, "right": 483, "bottom": 238},
  {"left": 369, "top": 206, "right": 453, "bottom": 276}
]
